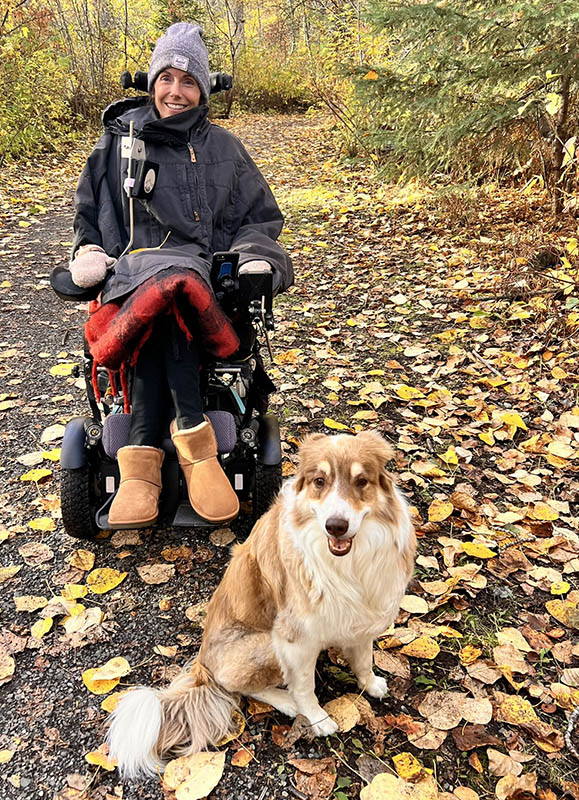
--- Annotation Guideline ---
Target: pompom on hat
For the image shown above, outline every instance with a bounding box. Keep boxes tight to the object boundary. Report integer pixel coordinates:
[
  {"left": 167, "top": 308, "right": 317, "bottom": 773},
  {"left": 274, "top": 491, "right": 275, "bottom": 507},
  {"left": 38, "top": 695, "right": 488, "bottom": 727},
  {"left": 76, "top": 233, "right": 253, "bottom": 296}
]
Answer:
[{"left": 148, "top": 23, "right": 211, "bottom": 103}]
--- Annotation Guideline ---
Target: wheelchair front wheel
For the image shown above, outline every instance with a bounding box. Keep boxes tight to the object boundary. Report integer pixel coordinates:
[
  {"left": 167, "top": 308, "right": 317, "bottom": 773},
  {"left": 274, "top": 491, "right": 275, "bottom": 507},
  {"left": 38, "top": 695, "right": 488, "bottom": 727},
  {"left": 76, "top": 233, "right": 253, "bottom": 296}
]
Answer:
[
  {"left": 253, "top": 460, "right": 282, "bottom": 521},
  {"left": 61, "top": 465, "right": 101, "bottom": 540}
]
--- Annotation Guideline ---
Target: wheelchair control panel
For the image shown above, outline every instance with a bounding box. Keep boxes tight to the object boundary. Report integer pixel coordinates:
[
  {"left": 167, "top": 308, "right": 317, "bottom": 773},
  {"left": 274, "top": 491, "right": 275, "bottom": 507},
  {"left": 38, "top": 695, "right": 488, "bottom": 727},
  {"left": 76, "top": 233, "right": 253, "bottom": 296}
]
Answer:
[{"left": 211, "top": 251, "right": 274, "bottom": 331}]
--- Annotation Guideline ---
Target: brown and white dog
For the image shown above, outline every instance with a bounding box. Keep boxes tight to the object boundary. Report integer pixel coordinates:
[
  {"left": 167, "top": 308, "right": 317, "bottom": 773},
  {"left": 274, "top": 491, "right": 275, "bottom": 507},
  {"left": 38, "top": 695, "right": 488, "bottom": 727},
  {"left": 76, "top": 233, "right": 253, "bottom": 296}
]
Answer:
[{"left": 107, "top": 430, "right": 415, "bottom": 778}]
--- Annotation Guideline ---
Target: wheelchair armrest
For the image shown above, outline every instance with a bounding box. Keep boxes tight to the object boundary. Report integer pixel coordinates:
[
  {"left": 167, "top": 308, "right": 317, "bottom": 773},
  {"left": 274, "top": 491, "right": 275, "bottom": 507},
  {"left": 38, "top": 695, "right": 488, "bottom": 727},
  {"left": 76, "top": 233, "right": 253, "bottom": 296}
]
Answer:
[{"left": 50, "top": 266, "right": 104, "bottom": 302}]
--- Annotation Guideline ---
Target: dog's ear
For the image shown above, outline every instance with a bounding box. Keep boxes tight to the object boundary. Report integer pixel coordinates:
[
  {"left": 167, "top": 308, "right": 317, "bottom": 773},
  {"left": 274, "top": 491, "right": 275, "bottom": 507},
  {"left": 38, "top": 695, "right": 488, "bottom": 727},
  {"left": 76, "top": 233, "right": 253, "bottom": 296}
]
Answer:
[
  {"left": 356, "top": 430, "right": 393, "bottom": 462},
  {"left": 299, "top": 432, "right": 326, "bottom": 448},
  {"left": 294, "top": 433, "right": 326, "bottom": 493},
  {"left": 356, "top": 430, "right": 394, "bottom": 492}
]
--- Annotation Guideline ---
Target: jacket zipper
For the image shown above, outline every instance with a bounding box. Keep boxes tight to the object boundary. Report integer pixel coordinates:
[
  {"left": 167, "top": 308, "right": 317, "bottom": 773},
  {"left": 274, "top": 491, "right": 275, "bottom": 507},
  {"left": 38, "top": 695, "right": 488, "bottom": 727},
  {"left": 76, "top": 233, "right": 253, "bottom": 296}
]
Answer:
[{"left": 187, "top": 143, "right": 200, "bottom": 221}]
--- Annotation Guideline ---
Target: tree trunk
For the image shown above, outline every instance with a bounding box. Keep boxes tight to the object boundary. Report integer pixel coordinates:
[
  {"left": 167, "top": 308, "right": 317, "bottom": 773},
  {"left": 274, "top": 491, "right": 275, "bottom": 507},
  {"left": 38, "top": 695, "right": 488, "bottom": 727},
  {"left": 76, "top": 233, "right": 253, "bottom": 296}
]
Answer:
[{"left": 551, "top": 73, "right": 571, "bottom": 216}]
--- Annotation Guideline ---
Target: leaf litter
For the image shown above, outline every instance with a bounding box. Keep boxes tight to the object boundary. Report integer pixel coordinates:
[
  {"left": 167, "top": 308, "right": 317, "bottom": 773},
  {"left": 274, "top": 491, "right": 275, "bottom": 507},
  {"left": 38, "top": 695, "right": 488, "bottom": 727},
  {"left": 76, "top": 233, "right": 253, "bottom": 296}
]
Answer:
[{"left": 1, "top": 113, "right": 579, "bottom": 798}]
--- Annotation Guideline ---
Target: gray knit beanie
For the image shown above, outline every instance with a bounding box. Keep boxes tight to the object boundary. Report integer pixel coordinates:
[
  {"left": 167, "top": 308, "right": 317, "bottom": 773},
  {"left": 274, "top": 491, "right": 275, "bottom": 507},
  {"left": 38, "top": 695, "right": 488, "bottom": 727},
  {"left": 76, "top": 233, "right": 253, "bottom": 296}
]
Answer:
[{"left": 148, "top": 23, "right": 210, "bottom": 103}]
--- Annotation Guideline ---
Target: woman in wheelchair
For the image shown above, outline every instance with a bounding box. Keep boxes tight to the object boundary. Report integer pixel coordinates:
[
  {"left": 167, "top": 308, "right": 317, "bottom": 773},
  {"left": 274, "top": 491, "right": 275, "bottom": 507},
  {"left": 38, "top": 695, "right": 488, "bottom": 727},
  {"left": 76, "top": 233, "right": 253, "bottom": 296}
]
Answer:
[{"left": 52, "top": 22, "right": 292, "bottom": 530}]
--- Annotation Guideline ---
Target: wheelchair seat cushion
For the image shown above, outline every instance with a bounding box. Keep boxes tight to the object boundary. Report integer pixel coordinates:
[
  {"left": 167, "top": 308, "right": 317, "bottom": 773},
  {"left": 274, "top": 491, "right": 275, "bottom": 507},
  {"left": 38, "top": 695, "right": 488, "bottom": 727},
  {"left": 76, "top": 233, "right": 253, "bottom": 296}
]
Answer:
[{"left": 102, "top": 410, "right": 237, "bottom": 458}]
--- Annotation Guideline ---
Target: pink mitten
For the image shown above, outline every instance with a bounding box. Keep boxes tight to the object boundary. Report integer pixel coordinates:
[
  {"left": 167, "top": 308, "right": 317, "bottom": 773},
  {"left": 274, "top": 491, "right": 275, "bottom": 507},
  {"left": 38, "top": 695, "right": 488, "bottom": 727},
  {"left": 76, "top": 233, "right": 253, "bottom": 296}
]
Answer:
[
  {"left": 69, "top": 245, "right": 116, "bottom": 288},
  {"left": 238, "top": 260, "right": 272, "bottom": 275}
]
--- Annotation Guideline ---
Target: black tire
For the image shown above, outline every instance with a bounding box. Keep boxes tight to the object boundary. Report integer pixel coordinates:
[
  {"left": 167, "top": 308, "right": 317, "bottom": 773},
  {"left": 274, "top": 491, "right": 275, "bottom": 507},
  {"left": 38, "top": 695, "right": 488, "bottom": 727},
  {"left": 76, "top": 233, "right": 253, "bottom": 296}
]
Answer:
[
  {"left": 61, "top": 465, "right": 101, "bottom": 540},
  {"left": 253, "top": 460, "right": 282, "bottom": 521}
]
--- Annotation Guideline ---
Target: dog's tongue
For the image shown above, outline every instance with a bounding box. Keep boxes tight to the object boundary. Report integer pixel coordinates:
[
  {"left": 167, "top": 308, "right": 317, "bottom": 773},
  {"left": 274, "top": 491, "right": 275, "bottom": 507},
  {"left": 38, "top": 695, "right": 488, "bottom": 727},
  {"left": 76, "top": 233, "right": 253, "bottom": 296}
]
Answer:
[{"left": 328, "top": 536, "right": 352, "bottom": 556}]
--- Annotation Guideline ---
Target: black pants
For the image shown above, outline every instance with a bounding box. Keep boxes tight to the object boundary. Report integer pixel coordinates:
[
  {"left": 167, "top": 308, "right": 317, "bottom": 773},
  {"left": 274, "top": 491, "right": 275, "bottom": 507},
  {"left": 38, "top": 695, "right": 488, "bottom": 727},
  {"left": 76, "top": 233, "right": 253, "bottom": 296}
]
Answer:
[{"left": 128, "top": 315, "right": 204, "bottom": 446}]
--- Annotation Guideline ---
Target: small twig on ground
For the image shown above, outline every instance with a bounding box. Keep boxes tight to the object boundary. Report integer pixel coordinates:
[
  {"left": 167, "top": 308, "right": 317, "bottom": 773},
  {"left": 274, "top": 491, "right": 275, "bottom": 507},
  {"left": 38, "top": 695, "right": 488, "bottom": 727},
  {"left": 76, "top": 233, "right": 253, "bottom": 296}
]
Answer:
[
  {"left": 468, "top": 348, "right": 506, "bottom": 379},
  {"left": 329, "top": 746, "right": 390, "bottom": 784}
]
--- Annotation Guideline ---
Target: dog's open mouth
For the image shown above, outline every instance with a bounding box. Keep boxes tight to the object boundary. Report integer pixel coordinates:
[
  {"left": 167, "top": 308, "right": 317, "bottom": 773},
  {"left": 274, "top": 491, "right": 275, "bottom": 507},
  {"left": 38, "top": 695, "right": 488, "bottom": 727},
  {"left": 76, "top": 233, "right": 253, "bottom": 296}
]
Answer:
[{"left": 327, "top": 536, "right": 354, "bottom": 556}]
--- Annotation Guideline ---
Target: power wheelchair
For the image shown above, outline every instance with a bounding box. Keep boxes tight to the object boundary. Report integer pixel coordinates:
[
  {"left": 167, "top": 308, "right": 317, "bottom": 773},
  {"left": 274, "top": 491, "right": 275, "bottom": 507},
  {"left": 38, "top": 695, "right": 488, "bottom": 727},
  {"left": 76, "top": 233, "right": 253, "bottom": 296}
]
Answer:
[{"left": 50, "top": 71, "right": 283, "bottom": 541}]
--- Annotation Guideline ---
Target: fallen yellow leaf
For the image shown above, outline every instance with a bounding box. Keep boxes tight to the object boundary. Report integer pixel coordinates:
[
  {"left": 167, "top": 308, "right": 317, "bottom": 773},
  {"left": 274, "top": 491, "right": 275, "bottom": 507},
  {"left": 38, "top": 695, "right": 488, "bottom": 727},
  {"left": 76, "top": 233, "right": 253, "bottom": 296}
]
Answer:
[
  {"left": 400, "top": 595, "right": 429, "bottom": 614},
  {"left": 323, "top": 695, "right": 361, "bottom": 732},
  {"left": 546, "top": 599, "right": 579, "bottom": 629},
  {"left": 86, "top": 567, "right": 127, "bottom": 594},
  {"left": 412, "top": 461, "right": 446, "bottom": 478},
  {"left": 274, "top": 348, "right": 303, "bottom": 366},
  {"left": 85, "top": 748, "right": 117, "bottom": 770},
  {"left": 530, "top": 502, "right": 558, "bottom": 521},
  {"left": 440, "top": 446, "right": 458, "bottom": 466},
  {"left": 493, "top": 692, "right": 538, "bottom": 725},
  {"left": 0, "top": 565, "right": 22, "bottom": 584},
  {"left": 28, "top": 517, "right": 56, "bottom": 532},
  {"left": 31, "top": 618, "right": 53, "bottom": 639},
  {"left": 360, "top": 773, "right": 401, "bottom": 800},
  {"left": 547, "top": 440, "right": 576, "bottom": 459},
  {"left": 459, "top": 645, "right": 482, "bottom": 665},
  {"left": 551, "top": 581, "right": 571, "bottom": 595},
  {"left": 101, "top": 690, "right": 131, "bottom": 713},
  {"left": 400, "top": 636, "right": 440, "bottom": 660},
  {"left": 462, "top": 542, "right": 496, "bottom": 559},
  {"left": 0, "top": 651, "right": 15, "bottom": 685},
  {"left": 215, "top": 710, "right": 245, "bottom": 745},
  {"left": 163, "top": 751, "right": 226, "bottom": 799},
  {"left": 20, "top": 468, "right": 52, "bottom": 483},
  {"left": 323, "top": 417, "right": 351, "bottom": 431},
  {"left": 393, "top": 751, "right": 424, "bottom": 781},
  {"left": 42, "top": 448, "right": 62, "bottom": 462},
  {"left": 68, "top": 549, "right": 95, "bottom": 571},
  {"left": 14, "top": 595, "right": 48, "bottom": 612},
  {"left": 428, "top": 499, "right": 453, "bottom": 522},
  {"left": 82, "top": 668, "right": 121, "bottom": 695},
  {"left": 61, "top": 583, "right": 88, "bottom": 600},
  {"left": 92, "top": 657, "right": 131, "bottom": 681},
  {"left": 499, "top": 411, "right": 528, "bottom": 430},
  {"left": 50, "top": 363, "right": 76, "bottom": 376},
  {"left": 395, "top": 384, "right": 425, "bottom": 400}
]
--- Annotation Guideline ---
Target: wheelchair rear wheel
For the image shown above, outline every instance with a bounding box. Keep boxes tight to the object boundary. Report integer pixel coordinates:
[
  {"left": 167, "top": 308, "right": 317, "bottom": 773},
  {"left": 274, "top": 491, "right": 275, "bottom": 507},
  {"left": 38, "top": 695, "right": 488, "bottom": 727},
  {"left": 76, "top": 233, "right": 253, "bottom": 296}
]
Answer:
[
  {"left": 253, "top": 460, "right": 282, "bottom": 521},
  {"left": 61, "top": 465, "right": 101, "bottom": 540}
]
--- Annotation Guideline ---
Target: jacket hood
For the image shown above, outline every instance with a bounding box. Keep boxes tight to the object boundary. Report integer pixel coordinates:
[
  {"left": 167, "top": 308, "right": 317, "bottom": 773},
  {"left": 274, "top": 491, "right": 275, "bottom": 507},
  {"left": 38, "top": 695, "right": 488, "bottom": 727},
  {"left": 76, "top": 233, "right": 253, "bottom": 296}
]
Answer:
[{"left": 102, "top": 97, "right": 210, "bottom": 143}]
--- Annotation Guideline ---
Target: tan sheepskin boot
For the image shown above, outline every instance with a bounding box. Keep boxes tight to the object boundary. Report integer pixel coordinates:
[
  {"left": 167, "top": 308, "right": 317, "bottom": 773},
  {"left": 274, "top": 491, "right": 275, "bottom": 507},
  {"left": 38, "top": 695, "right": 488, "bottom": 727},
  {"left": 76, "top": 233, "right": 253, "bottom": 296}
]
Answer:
[
  {"left": 108, "top": 446, "right": 164, "bottom": 529},
  {"left": 170, "top": 419, "right": 239, "bottom": 523}
]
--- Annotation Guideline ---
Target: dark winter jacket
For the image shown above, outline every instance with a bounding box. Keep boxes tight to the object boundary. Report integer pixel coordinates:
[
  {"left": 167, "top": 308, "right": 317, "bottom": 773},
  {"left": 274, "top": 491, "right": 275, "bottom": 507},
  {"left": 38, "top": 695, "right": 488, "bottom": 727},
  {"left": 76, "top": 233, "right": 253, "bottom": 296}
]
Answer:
[{"left": 73, "top": 98, "right": 293, "bottom": 305}]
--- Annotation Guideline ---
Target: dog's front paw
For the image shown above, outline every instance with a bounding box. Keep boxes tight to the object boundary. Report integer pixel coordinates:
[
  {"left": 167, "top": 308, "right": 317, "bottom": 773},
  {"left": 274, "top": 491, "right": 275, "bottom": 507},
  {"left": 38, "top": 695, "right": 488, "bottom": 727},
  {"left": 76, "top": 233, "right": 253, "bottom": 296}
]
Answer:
[
  {"left": 310, "top": 715, "right": 339, "bottom": 737},
  {"left": 363, "top": 674, "right": 388, "bottom": 699},
  {"left": 277, "top": 700, "right": 298, "bottom": 719}
]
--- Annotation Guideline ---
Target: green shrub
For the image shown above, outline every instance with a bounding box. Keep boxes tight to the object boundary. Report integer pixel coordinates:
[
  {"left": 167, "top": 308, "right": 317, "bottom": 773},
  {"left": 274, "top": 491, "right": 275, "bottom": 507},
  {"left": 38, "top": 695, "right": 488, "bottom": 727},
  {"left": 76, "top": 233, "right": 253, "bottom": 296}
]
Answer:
[{"left": 234, "top": 47, "right": 313, "bottom": 113}]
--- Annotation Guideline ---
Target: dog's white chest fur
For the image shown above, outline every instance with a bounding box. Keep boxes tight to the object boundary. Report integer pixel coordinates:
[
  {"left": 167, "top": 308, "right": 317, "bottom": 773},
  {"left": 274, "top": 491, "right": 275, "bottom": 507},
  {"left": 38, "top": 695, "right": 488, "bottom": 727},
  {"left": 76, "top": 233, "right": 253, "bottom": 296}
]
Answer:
[{"left": 290, "top": 518, "right": 408, "bottom": 647}]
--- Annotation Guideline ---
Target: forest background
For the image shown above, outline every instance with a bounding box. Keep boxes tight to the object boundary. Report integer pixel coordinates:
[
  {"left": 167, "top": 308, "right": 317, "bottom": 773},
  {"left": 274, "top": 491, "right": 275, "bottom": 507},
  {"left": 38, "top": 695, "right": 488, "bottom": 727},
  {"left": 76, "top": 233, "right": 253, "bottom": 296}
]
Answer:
[{"left": 2, "top": 0, "right": 579, "bottom": 215}]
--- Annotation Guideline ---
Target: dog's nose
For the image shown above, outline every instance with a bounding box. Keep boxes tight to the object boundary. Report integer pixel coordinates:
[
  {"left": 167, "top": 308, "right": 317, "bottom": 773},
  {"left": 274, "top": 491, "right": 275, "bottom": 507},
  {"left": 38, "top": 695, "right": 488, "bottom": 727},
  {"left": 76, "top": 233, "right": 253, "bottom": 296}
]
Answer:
[{"left": 326, "top": 517, "right": 349, "bottom": 538}]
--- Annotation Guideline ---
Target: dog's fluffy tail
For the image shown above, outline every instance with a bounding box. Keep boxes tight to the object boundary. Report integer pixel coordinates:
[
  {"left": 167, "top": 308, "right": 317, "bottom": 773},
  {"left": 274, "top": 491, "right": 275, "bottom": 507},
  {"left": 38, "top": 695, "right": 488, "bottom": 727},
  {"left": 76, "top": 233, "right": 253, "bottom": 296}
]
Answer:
[{"left": 106, "top": 660, "right": 238, "bottom": 780}]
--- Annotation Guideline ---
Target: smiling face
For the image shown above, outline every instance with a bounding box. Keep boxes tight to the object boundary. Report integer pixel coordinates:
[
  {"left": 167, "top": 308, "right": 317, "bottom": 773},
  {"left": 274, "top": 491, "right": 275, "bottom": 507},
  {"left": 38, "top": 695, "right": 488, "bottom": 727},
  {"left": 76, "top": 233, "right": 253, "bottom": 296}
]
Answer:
[
  {"left": 153, "top": 67, "right": 201, "bottom": 118},
  {"left": 293, "top": 432, "right": 396, "bottom": 557}
]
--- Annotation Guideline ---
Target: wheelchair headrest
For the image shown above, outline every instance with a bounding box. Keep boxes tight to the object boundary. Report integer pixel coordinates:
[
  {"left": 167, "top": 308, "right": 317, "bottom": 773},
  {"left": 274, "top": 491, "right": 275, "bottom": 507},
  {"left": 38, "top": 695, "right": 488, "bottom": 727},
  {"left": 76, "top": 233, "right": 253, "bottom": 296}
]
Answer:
[{"left": 120, "top": 70, "right": 233, "bottom": 95}]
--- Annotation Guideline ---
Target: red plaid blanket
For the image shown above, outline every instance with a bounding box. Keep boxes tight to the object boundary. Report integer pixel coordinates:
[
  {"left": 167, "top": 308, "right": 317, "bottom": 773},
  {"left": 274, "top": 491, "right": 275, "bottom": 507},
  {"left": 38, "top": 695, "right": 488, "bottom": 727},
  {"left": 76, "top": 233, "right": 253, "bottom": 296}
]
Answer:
[{"left": 85, "top": 267, "right": 239, "bottom": 370}]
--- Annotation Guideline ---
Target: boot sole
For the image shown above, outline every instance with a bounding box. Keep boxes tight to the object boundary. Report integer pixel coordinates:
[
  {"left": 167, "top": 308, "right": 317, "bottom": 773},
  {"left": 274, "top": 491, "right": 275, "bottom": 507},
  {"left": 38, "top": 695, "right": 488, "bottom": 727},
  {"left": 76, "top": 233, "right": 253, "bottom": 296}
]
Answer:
[
  {"left": 188, "top": 503, "right": 240, "bottom": 524},
  {"left": 107, "top": 516, "right": 159, "bottom": 530}
]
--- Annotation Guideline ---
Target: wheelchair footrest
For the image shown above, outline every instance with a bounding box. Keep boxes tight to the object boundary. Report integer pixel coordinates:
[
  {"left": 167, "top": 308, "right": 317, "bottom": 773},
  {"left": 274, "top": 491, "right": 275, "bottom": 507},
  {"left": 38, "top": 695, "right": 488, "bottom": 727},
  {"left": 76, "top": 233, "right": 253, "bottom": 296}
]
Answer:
[{"left": 171, "top": 502, "right": 221, "bottom": 528}]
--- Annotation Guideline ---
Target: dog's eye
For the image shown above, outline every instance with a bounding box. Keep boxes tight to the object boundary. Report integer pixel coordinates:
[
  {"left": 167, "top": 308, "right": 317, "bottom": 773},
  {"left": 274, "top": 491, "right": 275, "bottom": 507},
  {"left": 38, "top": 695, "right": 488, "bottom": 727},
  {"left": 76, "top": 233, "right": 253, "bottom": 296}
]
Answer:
[
  {"left": 314, "top": 476, "right": 326, "bottom": 489},
  {"left": 356, "top": 477, "right": 368, "bottom": 488}
]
